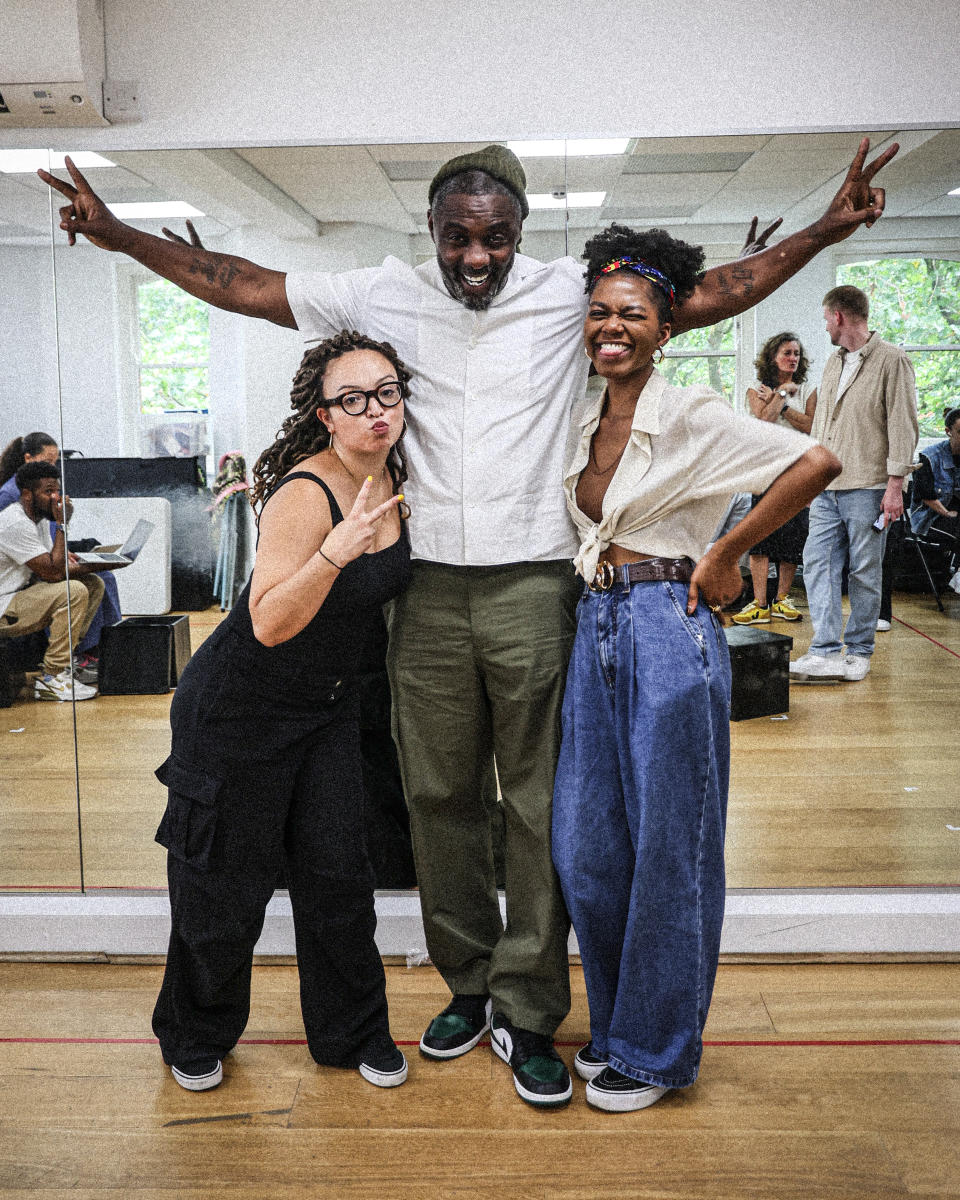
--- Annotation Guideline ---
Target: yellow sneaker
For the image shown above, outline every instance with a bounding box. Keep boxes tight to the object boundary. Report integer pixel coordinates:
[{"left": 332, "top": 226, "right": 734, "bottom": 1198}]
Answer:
[
  {"left": 732, "top": 601, "right": 770, "bottom": 625},
  {"left": 770, "top": 596, "right": 802, "bottom": 621}
]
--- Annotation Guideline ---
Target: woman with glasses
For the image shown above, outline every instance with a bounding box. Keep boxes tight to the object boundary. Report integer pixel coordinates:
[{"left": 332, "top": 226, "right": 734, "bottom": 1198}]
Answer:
[{"left": 152, "top": 330, "right": 412, "bottom": 1094}]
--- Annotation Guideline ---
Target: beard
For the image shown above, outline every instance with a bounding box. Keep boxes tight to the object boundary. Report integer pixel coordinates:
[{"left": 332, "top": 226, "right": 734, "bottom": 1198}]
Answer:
[{"left": 437, "top": 257, "right": 512, "bottom": 311}]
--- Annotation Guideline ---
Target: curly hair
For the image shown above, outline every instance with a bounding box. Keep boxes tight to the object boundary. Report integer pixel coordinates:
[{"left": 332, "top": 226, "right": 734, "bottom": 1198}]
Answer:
[
  {"left": 250, "top": 331, "right": 412, "bottom": 515},
  {"left": 0, "top": 431, "right": 57, "bottom": 486},
  {"left": 753, "top": 332, "right": 810, "bottom": 388},
  {"left": 581, "top": 225, "right": 706, "bottom": 323}
]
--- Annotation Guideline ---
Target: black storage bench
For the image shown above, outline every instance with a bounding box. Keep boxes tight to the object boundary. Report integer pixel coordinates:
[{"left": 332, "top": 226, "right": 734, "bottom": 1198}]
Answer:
[
  {"left": 723, "top": 626, "right": 793, "bottom": 721},
  {"left": 98, "top": 615, "right": 192, "bottom": 695}
]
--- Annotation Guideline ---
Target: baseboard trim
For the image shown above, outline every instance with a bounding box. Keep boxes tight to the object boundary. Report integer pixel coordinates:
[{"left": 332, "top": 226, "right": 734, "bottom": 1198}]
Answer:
[{"left": 0, "top": 888, "right": 958, "bottom": 958}]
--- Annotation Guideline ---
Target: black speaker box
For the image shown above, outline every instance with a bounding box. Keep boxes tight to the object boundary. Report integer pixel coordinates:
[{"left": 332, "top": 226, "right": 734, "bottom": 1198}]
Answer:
[
  {"left": 98, "top": 615, "right": 192, "bottom": 695},
  {"left": 724, "top": 626, "right": 793, "bottom": 721}
]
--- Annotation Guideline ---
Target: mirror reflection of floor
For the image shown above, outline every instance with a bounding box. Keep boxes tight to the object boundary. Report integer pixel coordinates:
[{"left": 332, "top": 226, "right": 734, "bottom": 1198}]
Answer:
[{"left": 1, "top": 591, "right": 957, "bottom": 892}]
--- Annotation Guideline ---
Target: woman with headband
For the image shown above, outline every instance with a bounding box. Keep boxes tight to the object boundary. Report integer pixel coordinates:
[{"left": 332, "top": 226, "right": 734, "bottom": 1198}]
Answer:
[{"left": 552, "top": 225, "right": 840, "bottom": 1112}]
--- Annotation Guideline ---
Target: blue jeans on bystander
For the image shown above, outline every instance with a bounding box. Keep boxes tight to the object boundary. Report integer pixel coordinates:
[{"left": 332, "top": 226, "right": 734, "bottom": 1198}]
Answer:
[{"left": 803, "top": 488, "right": 887, "bottom": 659}]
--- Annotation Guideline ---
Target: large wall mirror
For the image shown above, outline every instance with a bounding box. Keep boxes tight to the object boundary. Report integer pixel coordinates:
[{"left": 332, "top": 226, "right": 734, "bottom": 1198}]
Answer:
[
  {"left": 2, "top": 130, "right": 958, "bottom": 897},
  {"left": 0, "top": 151, "right": 83, "bottom": 891}
]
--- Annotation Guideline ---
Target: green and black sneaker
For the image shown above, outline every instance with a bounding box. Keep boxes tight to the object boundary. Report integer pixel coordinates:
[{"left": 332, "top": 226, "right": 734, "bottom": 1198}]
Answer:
[
  {"left": 489, "top": 1012, "right": 572, "bottom": 1107},
  {"left": 419, "top": 993, "right": 491, "bottom": 1060}
]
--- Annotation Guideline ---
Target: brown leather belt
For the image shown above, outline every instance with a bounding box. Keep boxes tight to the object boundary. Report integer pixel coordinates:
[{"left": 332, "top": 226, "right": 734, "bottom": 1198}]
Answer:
[{"left": 588, "top": 556, "right": 695, "bottom": 592}]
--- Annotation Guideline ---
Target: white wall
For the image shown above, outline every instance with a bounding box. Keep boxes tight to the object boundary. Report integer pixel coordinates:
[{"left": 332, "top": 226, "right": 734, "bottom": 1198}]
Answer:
[
  {"left": 0, "top": 246, "right": 60, "bottom": 447},
  {"left": 1, "top": 1, "right": 958, "bottom": 152}
]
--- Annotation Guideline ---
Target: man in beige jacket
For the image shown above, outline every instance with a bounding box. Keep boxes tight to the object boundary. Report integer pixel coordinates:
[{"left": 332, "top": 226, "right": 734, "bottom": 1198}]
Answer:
[{"left": 790, "top": 285, "right": 918, "bottom": 682}]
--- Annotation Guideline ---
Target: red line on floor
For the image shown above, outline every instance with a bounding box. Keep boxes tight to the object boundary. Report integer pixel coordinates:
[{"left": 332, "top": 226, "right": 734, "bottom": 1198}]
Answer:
[
  {"left": 1, "top": 1036, "right": 958, "bottom": 1047},
  {"left": 894, "top": 615, "right": 960, "bottom": 659}
]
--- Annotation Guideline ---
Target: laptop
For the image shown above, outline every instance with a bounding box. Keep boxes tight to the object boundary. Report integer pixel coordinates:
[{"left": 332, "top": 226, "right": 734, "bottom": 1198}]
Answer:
[{"left": 74, "top": 519, "right": 155, "bottom": 567}]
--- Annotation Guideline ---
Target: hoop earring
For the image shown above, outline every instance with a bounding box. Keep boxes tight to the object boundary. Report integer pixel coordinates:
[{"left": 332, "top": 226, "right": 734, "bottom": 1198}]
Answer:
[{"left": 653, "top": 347, "right": 665, "bottom": 365}]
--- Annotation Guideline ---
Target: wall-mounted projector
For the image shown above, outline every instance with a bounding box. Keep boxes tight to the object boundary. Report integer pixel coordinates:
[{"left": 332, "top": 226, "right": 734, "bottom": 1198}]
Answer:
[{"left": 0, "top": 0, "right": 110, "bottom": 127}]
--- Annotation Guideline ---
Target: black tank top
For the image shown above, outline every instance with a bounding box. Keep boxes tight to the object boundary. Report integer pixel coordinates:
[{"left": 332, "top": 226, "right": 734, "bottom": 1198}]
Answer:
[{"left": 201, "top": 471, "right": 411, "bottom": 682}]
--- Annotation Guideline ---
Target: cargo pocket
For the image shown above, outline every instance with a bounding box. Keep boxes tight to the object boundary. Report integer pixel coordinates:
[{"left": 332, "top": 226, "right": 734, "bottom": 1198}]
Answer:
[{"left": 154, "top": 754, "right": 223, "bottom": 870}]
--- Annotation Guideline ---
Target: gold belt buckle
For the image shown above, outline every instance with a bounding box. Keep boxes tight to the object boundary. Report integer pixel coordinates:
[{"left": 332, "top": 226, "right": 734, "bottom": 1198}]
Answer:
[{"left": 590, "top": 562, "right": 615, "bottom": 592}]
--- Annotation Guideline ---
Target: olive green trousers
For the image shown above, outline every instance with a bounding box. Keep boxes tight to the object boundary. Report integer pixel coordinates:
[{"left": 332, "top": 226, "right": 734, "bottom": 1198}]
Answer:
[{"left": 387, "top": 559, "right": 580, "bottom": 1036}]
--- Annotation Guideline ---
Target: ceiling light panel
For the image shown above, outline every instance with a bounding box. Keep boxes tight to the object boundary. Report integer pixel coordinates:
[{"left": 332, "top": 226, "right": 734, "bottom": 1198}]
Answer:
[
  {"left": 107, "top": 201, "right": 204, "bottom": 219},
  {"left": 508, "top": 139, "right": 630, "bottom": 157},
  {"left": 0, "top": 149, "right": 115, "bottom": 173},
  {"left": 526, "top": 191, "right": 606, "bottom": 209}
]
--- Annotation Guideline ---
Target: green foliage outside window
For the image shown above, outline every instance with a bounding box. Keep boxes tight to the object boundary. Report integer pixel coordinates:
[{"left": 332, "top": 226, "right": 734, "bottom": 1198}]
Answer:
[
  {"left": 837, "top": 259, "right": 960, "bottom": 435},
  {"left": 662, "top": 318, "right": 735, "bottom": 398},
  {"left": 137, "top": 278, "right": 210, "bottom": 412}
]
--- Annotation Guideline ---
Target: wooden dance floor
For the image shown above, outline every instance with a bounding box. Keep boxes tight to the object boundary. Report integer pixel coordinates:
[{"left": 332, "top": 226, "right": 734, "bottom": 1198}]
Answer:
[{"left": 0, "top": 959, "right": 957, "bottom": 1197}]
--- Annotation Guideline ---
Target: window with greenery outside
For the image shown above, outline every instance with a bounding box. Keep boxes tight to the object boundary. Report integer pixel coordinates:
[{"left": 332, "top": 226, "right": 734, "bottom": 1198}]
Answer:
[
  {"left": 837, "top": 258, "right": 960, "bottom": 436},
  {"left": 661, "top": 318, "right": 736, "bottom": 400},
  {"left": 137, "top": 278, "right": 210, "bottom": 412}
]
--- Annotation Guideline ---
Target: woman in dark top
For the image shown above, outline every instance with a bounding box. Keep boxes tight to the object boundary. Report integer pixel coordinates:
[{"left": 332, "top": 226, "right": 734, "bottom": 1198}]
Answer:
[{"left": 152, "top": 330, "right": 412, "bottom": 1093}]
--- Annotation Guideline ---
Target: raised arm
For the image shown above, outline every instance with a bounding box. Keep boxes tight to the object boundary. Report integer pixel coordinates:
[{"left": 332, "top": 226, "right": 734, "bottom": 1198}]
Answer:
[
  {"left": 38, "top": 157, "right": 295, "bottom": 328},
  {"left": 672, "top": 138, "right": 899, "bottom": 335}
]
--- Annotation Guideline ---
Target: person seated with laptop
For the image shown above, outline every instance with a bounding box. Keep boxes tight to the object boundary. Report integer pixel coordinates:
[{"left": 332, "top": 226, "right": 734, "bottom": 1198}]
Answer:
[
  {"left": 0, "top": 462, "right": 118, "bottom": 701},
  {"left": 0, "top": 431, "right": 123, "bottom": 682}
]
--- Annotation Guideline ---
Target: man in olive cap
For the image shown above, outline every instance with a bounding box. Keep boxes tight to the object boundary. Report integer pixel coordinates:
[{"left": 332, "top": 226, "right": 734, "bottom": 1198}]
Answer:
[{"left": 41, "top": 137, "right": 897, "bottom": 1107}]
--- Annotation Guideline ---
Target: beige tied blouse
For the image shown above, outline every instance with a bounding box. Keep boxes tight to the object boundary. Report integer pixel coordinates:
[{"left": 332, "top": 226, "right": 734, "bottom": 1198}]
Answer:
[{"left": 563, "top": 370, "right": 814, "bottom": 581}]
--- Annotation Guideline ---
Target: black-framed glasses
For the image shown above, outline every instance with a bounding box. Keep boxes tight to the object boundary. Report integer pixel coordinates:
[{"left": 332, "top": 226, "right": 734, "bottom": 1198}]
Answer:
[{"left": 322, "top": 381, "right": 404, "bottom": 416}]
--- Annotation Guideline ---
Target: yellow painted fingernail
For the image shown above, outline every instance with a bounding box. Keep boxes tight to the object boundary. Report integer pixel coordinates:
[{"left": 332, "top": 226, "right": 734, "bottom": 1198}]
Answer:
[
  {"left": 398, "top": 494, "right": 404, "bottom": 501},
  {"left": 367, "top": 475, "right": 373, "bottom": 482}
]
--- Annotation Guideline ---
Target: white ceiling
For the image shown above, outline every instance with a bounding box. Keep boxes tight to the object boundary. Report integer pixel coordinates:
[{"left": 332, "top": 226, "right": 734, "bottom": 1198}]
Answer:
[{"left": 3, "top": 129, "right": 959, "bottom": 258}]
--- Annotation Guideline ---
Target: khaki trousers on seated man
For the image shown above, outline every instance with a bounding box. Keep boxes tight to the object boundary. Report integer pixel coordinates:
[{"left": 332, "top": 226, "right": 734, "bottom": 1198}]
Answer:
[{"left": 2, "top": 574, "right": 105, "bottom": 676}]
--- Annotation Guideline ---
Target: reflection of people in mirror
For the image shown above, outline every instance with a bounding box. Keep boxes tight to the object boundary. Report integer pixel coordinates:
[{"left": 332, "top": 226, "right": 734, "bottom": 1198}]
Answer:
[
  {"left": 151, "top": 331, "right": 411, "bottom": 1093},
  {"left": 733, "top": 333, "right": 818, "bottom": 626},
  {"left": 909, "top": 406, "right": 960, "bottom": 535},
  {"left": 0, "top": 462, "right": 115, "bottom": 702},
  {"left": 790, "top": 285, "right": 919, "bottom": 683},
  {"left": 39, "top": 137, "right": 898, "bottom": 1108},
  {"left": 0, "top": 431, "right": 123, "bottom": 686},
  {"left": 552, "top": 226, "right": 841, "bottom": 1111}
]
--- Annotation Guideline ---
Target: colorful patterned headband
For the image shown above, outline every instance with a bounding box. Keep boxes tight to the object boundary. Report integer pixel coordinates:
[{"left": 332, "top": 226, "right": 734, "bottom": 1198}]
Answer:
[{"left": 597, "top": 258, "right": 676, "bottom": 308}]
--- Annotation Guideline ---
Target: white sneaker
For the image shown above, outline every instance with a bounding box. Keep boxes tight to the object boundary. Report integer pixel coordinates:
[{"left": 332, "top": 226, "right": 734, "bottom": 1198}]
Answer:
[
  {"left": 842, "top": 654, "right": 871, "bottom": 681},
  {"left": 876, "top": 619, "right": 892, "bottom": 632},
  {"left": 34, "top": 669, "right": 98, "bottom": 702},
  {"left": 788, "top": 652, "right": 847, "bottom": 681}
]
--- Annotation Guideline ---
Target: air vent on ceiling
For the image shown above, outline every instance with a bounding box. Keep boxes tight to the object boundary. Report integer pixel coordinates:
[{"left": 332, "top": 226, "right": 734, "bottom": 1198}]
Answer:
[
  {"left": 624, "top": 152, "right": 752, "bottom": 175},
  {"left": 381, "top": 161, "right": 445, "bottom": 182}
]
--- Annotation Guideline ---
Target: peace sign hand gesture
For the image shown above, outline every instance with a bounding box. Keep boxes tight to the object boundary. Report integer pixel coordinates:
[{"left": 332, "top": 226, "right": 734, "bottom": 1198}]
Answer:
[
  {"left": 814, "top": 137, "right": 899, "bottom": 245},
  {"left": 319, "top": 477, "right": 402, "bottom": 568},
  {"left": 37, "top": 155, "right": 127, "bottom": 250}
]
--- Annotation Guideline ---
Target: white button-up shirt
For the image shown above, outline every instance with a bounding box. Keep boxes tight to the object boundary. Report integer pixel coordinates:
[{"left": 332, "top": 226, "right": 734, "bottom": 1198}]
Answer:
[
  {"left": 286, "top": 253, "right": 590, "bottom": 565},
  {"left": 563, "top": 371, "right": 814, "bottom": 581}
]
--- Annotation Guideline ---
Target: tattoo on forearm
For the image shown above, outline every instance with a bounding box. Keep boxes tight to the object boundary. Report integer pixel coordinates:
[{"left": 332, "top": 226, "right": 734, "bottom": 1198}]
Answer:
[
  {"left": 186, "top": 256, "right": 240, "bottom": 290},
  {"left": 714, "top": 265, "right": 755, "bottom": 297},
  {"left": 732, "top": 265, "right": 754, "bottom": 294}
]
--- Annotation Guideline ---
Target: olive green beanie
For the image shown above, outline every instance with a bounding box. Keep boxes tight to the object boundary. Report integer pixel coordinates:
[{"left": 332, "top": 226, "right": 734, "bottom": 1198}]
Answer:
[{"left": 428, "top": 144, "right": 529, "bottom": 219}]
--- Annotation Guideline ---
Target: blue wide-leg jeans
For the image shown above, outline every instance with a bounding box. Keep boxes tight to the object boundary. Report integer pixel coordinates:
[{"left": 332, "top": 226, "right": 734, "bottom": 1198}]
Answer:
[{"left": 552, "top": 580, "right": 731, "bottom": 1089}]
